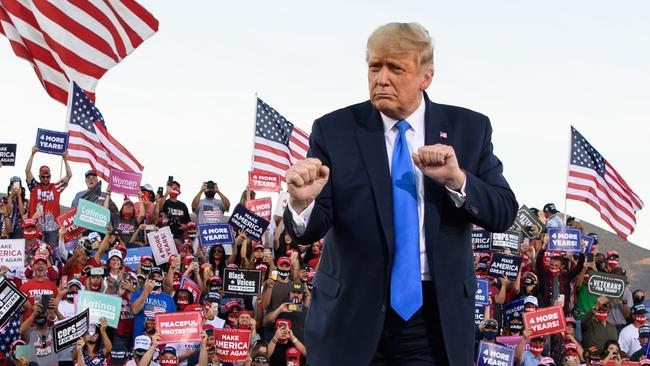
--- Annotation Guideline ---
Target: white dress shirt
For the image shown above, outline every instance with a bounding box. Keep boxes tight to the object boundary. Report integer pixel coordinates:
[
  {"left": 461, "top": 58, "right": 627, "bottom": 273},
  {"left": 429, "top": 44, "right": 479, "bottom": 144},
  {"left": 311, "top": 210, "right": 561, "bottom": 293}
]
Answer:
[{"left": 289, "top": 94, "right": 466, "bottom": 280}]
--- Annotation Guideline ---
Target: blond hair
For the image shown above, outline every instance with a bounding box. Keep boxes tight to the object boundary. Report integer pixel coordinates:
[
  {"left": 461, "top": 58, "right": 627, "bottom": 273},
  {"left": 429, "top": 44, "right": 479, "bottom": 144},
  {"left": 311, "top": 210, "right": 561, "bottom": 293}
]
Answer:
[{"left": 366, "top": 22, "right": 434, "bottom": 69}]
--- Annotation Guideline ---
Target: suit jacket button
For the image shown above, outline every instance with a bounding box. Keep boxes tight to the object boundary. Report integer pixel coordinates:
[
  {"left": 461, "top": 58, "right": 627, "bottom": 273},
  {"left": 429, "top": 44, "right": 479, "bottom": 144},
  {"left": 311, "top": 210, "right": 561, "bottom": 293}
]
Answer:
[
  {"left": 470, "top": 205, "right": 479, "bottom": 215},
  {"left": 381, "top": 305, "right": 386, "bottom": 313}
]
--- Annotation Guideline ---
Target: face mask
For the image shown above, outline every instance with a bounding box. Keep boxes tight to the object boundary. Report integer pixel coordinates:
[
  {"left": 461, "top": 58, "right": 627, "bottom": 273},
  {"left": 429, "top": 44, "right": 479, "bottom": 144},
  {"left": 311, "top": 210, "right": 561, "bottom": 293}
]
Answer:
[
  {"left": 159, "top": 218, "right": 169, "bottom": 226},
  {"left": 594, "top": 310, "right": 608, "bottom": 322},
  {"left": 144, "top": 325, "right": 156, "bottom": 335},
  {"left": 122, "top": 211, "right": 134, "bottom": 219},
  {"left": 529, "top": 344, "right": 544, "bottom": 356},
  {"left": 287, "top": 362, "right": 298, "bottom": 366},
  {"left": 607, "top": 259, "right": 618, "bottom": 268},
  {"left": 596, "top": 261, "right": 604, "bottom": 271},
  {"left": 238, "top": 322, "right": 251, "bottom": 330},
  {"left": 634, "top": 296, "right": 645, "bottom": 304},
  {"left": 141, "top": 264, "right": 152, "bottom": 274},
  {"left": 209, "top": 283, "right": 220, "bottom": 292},
  {"left": 481, "top": 331, "right": 497, "bottom": 340},
  {"left": 509, "top": 323, "right": 523, "bottom": 332},
  {"left": 24, "top": 229, "right": 40, "bottom": 241},
  {"left": 152, "top": 280, "right": 162, "bottom": 292},
  {"left": 564, "top": 356, "right": 578, "bottom": 363},
  {"left": 169, "top": 189, "right": 180, "bottom": 198},
  {"left": 525, "top": 305, "right": 537, "bottom": 313},
  {"left": 34, "top": 316, "right": 47, "bottom": 326},
  {"left": 277, "top": 269, "right": 291, "bottom": 280},
  {"left": 204, "top": 191, "right": 216, "bottom": 199},
  {"left": 550, "top": 267, "right": 561, "bottom": 276},
  {"left": 633, "top": 315, "right": 647, "bottom": 324},
  {"left": 289, "top": 297, "right": 301, "bottom": 304},
  {"left": 87, "top": 334, "right": 99, "bottom": 344},
  {"left": 159, "top": 358, "right": 178, "bottom": 366},
  {"left": 66, "top": 292, "right": 76, "bottom": 302},
  {"left": 176, "top": 298, "right": 189, "bottom": 311}
]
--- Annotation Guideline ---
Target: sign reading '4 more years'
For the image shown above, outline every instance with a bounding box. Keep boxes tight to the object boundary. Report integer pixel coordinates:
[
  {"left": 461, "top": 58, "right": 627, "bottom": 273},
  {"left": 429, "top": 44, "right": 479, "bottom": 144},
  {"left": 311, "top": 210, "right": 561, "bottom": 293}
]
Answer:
[
  {"left": 198, "top": 223, "right": 234, "bottom": 247},
  {"left": 523, "top": 305, "right": 566, "bottom": 338},
  {"left": 147, "top": 226, "right": 178, "bottom": 265},
  {"left": 248, "top": 171, "right": 280, "bottom": 192},
  {"left": 36, "top": 128, "right": 68, "bottom": 155},
  {"left": 56, "top": 208, "right": 85, "bottom": 242},
  {"left": 476, "top": 341, "right": 515, "bottom": 366},
  {"left": 548, "top": 228, "right": 581, "bottom": 253},
  {"left": 587, "top": 270, "right": 627, "bottom": 299}
]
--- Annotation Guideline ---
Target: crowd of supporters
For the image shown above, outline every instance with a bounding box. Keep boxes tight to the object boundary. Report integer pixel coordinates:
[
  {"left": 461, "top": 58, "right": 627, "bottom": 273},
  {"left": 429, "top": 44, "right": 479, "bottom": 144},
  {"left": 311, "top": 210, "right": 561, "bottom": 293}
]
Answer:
[{"left": 0, "top": 147, "right": 648, "bottom": 366}]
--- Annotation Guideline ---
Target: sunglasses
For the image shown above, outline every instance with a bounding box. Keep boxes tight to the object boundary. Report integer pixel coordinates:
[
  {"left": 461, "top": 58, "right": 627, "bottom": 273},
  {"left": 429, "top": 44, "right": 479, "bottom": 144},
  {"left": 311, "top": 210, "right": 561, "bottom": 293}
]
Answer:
[{"left": 39, "top": 175, "right": 51, "bottom": 178}]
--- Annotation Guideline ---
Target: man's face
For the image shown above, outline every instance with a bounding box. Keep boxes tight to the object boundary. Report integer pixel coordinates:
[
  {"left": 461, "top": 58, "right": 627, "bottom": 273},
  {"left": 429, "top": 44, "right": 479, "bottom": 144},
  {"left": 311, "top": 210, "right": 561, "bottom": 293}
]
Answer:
[
  {"left": 85, "top": 174, "right": 98, "bottom": 188},
  {"left": 39, "top": 172, "right": 51, "bottom": 184},
  {"left": 367, "top": 49, "right": 432, "bottom": 120},
  {"left": 33, "top": 260, "right": 47, "bottom": 274},
  {"left": 289, "top": 291, "right": 304, "bottom": 303},
  {"left": 278, "top": 263, "right": 291, "bottom": 272},
  {"left": 549, "top": 259, "right": 562, "bottom": 273}
]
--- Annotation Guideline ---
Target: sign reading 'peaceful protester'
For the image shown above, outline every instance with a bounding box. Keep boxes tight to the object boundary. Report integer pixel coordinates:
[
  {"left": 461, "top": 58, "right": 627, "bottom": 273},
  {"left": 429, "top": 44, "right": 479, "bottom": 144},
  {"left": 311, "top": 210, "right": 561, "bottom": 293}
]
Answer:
[{"left": 73, "top": 199, "right": 110, "bottom": 234}]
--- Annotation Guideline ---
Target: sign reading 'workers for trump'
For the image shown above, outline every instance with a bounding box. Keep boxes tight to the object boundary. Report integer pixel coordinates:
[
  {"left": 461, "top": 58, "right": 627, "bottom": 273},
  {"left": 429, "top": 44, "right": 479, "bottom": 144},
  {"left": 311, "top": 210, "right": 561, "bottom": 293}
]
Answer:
[
  {"left": 488, "top": 253, "right": 521, "bottom": 280},
  {"left": 155, "top": 311, "right": 203, "bottom": 344},
  {"left": 490, "top": 230, "right": 521, "bottom": 254},
  {"left": 57, "top": 208, "right": 85, "bottom": 242},
  {"left": 472, "top": 228, "right": 491, "bottom": 252},
  {"left": 587, "top": 270, "right": 627, "bottom": 299},
  {"left": 109, "top": 169, "right": 141, "bottom": 197},
  {"left": 223, "top": 268, "right": 262, "bottom": 296},
  {"left": 476, "top": 341, "right": 515, "bottom": 366},
  {"left": 523, "top": 305, "right": 566, "bottom": 337},
  {"left": 215, "top": 329, "right": 251, "bottom": 362},
  {"left": 198, "top": 223, "right": 234, "bottom": 246},
  {"left": 36, "top": 128, "right": 68, "bottom": 155},
  {"left": 123, "top": 247, "right": 153, "bottom": 270},
  {"left": 248, "top": 171, "right": 280, "bottom": 192},
  {"left": 53, "top": 309, "right": 89, "bottom": 353},
  {"left": 228, "top": 204, "right": 270, "bottom": 241},
  {"left": 0, "top": 144, "right": 16, "bottom": 166},
  {"left": 548, "top": 228, "right": 581, "bottom": 253},
  {"left": 74, "top": 199, "right": 110, "bottom": 234},
  {"left": 147, "top": 227, "right": 178, "bottom": 265}
]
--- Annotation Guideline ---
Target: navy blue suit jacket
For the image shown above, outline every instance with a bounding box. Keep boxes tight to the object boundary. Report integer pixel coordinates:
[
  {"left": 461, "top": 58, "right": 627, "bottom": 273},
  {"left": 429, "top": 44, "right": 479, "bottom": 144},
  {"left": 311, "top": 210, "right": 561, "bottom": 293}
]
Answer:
[{"left": 284, "top": 93, "right": 518, "bottom": 365}]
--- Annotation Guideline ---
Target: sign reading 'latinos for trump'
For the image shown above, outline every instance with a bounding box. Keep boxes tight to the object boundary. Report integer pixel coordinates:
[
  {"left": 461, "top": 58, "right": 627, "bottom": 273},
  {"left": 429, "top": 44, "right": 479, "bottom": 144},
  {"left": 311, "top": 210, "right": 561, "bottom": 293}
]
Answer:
[
  {"left": 73, "top": 199, "right": 110, "bottom": 234},
  {"left": 75, "top": 291, "right": 121, "bottom": 328}
]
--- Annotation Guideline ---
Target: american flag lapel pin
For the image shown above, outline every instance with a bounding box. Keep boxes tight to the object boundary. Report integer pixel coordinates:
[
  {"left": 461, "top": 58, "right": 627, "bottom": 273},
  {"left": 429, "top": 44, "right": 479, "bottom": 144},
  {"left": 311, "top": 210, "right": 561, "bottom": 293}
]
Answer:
[{"left": 440, "top": 131, "right": 448, "bottom": 139}]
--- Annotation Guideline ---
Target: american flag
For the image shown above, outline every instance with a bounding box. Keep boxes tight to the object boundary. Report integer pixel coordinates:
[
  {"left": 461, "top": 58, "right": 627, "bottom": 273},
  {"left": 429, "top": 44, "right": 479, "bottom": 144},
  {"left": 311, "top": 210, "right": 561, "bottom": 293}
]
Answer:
[
  {"left": 566, "top": 126, "right": 644, "bottom": 239},
  {"left": 251, "top": 98, "right": 309, "bottom": 180},
  {"left": 0, "top": 0, "right": 158, "bottom": 104},
  {"left": 66, "top": 81, "right": 143, "bottom": 181}
]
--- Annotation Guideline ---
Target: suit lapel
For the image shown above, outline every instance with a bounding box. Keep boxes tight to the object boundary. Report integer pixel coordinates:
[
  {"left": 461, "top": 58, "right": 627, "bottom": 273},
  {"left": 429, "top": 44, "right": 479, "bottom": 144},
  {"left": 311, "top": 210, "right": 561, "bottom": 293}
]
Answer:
[{"left": 354, "top": 104, "right": 395, "bottom": 260}]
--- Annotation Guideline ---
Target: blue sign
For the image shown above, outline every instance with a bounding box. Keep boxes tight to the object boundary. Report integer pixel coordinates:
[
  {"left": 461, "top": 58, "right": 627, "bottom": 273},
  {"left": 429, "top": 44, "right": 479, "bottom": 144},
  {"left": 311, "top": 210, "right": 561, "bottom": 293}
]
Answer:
[
  {"left": 36, "top": 128, "right": 69, "bottom": 155},
  {"left": 582, "top": 235, "right": 595, "bottom": 255},
  {"left": 227, "top": 204, "right": 270, "bottom": 241},
  {"left": 503, "top": 297, "right": 525, "bottom": 323},
  {"left": 472, "top": 229, "right": 491, "bottom": 251},
  {"left": 475, "top": 278, "right": 490, "bottom": 306},
  {"left": 548, "top": 227, "right": 581, "bottom": 252},
  {"left": 101, "top": 247, "right": 151, "bottom": 270},
  {"left": 477, "top": 341, "right": 515, "bottom": 366},
  {"left": 475, "top": 304, "right": 486, "bottom": 326},
  {"left": 198, "top": 223, "right": 234, "bottom": 246},
  {"left": 0, "top": 143, "right": 17, "bottom": 166}
]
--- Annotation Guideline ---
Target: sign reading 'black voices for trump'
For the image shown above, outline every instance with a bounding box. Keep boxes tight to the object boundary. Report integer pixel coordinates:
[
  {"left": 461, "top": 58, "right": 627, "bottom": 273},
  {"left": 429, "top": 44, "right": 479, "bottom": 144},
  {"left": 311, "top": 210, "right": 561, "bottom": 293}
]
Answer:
[
  {"left": 587, "top": 270, "right": 627, "bottom": 299},
  {"left": 0, "top": 276, "right": 28, "bottom": 328},
  {"left": 53, "top": 309, "right": 89, "bottom": 353},
  {"left": 228, "top": 204, "right": 270, "bottom": 241},
  {"left": 488, "top": 253, "right": 521, "bottom": 280},
  {"left": 223, "top": 268, "right": 262, "bottom": 296},
  {"left": 490, "top": 230, "right": 521, "bottom": 254}
]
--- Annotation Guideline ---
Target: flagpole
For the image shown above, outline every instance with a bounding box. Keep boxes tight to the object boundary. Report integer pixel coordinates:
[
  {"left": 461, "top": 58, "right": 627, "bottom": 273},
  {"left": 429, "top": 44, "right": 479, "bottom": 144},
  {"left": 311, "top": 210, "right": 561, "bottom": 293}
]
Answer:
[
  {"left": 59, "top": 82, "right": 75, "bottom": 180},
  {"left": 562, "top": 125, "right": 573, "bottom": 224}
]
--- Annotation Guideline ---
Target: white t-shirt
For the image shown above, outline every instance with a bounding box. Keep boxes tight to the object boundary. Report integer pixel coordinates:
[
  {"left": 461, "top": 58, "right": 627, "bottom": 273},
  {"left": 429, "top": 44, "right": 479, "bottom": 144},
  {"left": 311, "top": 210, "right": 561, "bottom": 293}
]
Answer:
[
  {"left": 56, "top": 300, "right": 77, "bottom": 362},
  {"left": 618, "top": 323, "right": 641, "bottom": 355}
]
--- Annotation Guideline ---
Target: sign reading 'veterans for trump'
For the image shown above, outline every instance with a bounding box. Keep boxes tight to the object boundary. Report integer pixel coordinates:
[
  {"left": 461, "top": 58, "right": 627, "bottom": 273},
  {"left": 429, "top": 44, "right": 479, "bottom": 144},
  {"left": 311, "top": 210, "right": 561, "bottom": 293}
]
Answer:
[
  {"left": 214, "top": 329, "right": 251, "bottom": 362},
  {"left": 587, "top": 270, "right": 627, "bottom": 299},
  {"left": 523, "top": 305, "right": 566, "bottom": 338},
  {"left": 155, "top": 311, "right": 202, "bottom": 344},
  {"left": 109, "top": 168, "right": 141, "bottom": 197}
]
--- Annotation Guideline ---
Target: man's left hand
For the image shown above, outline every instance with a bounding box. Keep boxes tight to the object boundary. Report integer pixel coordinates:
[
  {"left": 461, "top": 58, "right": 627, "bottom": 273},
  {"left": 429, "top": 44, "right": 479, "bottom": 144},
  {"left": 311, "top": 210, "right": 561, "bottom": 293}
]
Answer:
[{"left": 412, "top": 144, "right": 465, "bottom": 190}]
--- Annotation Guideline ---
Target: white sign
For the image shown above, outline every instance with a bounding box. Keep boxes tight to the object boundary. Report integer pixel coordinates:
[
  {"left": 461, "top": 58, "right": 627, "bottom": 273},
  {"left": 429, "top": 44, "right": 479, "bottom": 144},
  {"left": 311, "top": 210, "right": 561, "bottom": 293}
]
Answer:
[
  {"left": 274, "top": 191, "right": 290, "bottom": 217},
  {"left": 0, "top": 239, "right": 25, "bottom": 270},
  {"left": 147, "top": 227, "right": 178, "bottom": 265}
]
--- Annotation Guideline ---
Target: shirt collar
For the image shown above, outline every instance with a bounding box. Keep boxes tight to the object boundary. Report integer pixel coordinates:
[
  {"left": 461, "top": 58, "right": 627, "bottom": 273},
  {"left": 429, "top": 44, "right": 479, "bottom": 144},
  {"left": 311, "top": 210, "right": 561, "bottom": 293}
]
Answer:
[{"left": 380, "top": 93, "right": 426, "bottom": 133}]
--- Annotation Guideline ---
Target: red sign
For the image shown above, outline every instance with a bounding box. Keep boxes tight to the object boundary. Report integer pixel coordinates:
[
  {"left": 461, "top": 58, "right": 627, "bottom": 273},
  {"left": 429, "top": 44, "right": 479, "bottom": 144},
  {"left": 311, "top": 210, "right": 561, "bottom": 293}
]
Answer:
[
  {"left": 248, "top": 171, "right": 280, "bottom": 192},
  {"left": 245, "top": 197, "right": 272, "bottom": 221},
  {"left": 523, "top": 305, "right": 566, "bottom": 337},
  {"left": 214, "top": 329, "right": 251, "bottom": 362},
  {"left": 180, "top": 277, "right": 201, "bottom": 303},
  {"left": 155, "top": 311, "right": 202, "bottom": 344},
  {"left": 56, "top": 208, "right": 85, "bottom": 242}
]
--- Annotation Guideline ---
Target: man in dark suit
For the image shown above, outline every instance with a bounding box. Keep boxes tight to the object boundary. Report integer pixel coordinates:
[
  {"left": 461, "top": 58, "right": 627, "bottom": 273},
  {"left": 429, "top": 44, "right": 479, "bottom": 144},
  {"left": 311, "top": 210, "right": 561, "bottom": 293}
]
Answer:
[{"left": 283, "top": 22, "right": 518, "bottom": 365}]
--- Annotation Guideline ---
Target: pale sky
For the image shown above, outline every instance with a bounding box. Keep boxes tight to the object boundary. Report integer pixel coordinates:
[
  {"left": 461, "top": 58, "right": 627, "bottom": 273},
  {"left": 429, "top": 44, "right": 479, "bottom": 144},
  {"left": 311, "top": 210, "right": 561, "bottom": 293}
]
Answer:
[{"left": 2, "top": 1, "right": 649, "bottom": 248}]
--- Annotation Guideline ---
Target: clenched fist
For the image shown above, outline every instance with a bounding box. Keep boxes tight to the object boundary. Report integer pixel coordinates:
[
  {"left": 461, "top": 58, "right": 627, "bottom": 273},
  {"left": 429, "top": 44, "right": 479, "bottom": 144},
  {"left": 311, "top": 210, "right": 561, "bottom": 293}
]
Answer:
[
  {"left": 411, "top": 144, "right": 465, "bottom": 190},
  {"left": 286, "top": 158, "right": 330, "bottom": 213}
]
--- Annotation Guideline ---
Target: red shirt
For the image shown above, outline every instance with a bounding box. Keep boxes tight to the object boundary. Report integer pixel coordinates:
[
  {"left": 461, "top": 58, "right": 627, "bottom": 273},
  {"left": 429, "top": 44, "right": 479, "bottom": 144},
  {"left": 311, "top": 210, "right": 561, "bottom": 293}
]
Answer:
[
  {"left": 19, "top": 277, "right": 58, "bottom": 319},
  {"left": 27, "top": 179, "right": 66, "bottom": 218}
]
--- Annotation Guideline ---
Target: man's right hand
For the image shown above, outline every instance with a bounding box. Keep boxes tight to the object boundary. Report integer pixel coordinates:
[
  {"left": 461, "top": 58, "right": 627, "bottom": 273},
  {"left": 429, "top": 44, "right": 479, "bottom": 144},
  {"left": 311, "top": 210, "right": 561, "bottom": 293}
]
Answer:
[{"left": 286, "top": 158, "right": 330, "bottom": 213}]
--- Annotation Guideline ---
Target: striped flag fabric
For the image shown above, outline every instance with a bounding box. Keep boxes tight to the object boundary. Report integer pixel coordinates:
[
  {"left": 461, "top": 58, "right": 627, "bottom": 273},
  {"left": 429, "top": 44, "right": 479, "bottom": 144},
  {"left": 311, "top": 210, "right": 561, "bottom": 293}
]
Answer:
[
  {"left": 0, "top": 0, "right": 158, "bottom": 104},
  {"left": 65, "top": 81, "right": 143, "bottom": 181},
  {"left": 566, "top": 126, "right": 644, "bottom": 239},
  {"left": 251, "top": 98, "right": 309, "bottom": 180}
]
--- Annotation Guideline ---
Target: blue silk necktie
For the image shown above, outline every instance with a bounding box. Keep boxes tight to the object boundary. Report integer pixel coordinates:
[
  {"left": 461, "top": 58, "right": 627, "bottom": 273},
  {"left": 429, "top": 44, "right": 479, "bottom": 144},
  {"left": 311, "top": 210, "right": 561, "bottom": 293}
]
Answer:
[{"left": 390, "top": 120, "right": 422, "bottom": 320}]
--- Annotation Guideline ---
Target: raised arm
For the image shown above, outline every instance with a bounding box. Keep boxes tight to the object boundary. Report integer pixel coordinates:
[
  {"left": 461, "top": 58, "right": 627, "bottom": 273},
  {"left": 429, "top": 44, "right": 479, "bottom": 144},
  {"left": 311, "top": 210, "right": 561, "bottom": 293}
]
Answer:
[
  {"left": 25, "top": 146, "right": 38, "bottom": 182},
  {"left": 62, "top": 151, "right": 73, "bottom": 184}
]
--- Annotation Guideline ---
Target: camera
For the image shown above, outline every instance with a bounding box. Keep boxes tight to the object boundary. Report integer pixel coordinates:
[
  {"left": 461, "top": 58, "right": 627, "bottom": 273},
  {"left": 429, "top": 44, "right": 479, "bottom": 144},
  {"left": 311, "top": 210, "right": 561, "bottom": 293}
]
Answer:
[
  {"left": 206, "top": 181, "right": 215, "bottom": 190},
  {"left": 288, "top": 304, "right": 303, "bottom": 312}
]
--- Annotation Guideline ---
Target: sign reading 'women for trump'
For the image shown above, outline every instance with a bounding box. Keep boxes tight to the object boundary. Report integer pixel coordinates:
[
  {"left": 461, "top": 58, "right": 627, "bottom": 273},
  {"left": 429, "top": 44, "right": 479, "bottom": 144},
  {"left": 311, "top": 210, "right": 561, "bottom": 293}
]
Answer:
[{"left": 109, "top": 168, "right": 141, "bottom": 196}]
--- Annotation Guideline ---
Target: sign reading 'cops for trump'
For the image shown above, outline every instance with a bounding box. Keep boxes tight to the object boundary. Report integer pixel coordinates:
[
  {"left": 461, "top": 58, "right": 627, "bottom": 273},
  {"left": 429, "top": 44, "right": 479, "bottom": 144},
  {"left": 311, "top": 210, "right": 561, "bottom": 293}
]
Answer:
[
  {"left": 488, "top": 253, "right": 521, "bottom": 280},
  {"left": 198, "top": 223, "right": 234, "bottom": 246},
  {"left": 548, "top": 228, "right": 581, "bottom": 253},
  {"left": 53, "top": 309, "right": 89, "bottom": 353},
  {"left": 490, "top": 230, "right": 521, "bottom": 254},
  {"left": 228, "top": 204, "right": 270, "bottom": 241},
  {"left": 476, "top": 341, "right": 515, "bottom": 366},
  {"left": 35, "top": 128, "right": 68, "bottom": 155},
  {"left": 587, "top": 270, "right": 626, "bottom": 299}
]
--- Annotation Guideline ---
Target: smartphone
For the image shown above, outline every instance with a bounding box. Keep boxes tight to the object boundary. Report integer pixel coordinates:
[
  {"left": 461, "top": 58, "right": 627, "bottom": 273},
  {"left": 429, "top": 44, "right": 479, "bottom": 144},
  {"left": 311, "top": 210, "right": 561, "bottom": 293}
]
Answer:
[
  {"left": 167, "top": 176, "right": 174, "bottom": 186},
  {"left": 206, "top": 181, "right": 215, "bottom": 190},
  {"left": 270, "top": 270, "right": 278, "bottom": 281},
  {"left": 36, "top": 203, "right": 44, "bottom": 214},
  {"left": 192, "top": 257, "right": 199, "bottom": 265},
  {"left": 41, "top": 294, "right": 52, "bottom": 311},
  {"left": 587, "top": 253, "right": 594, "bottom": 262},
  {"left": 288, "top": 304, "right": 303, "bottom": 312},
  {"left": 556, "top": 294, "right": 565, "bottom": 307},
  {"left": 157, "top": 187, "right": 164, "bottom": 196},
  {"left": 263, "top": 248, "right": 272, "bottom": 258},
  {"left": 60, "top": 275, "right": 68, "bottom": 289},
  {"left": 145, "top": 224, "right": 157, "bottom": 231},
  {"left": 12, "top": 181, "right": 20, "bottom": 190}
]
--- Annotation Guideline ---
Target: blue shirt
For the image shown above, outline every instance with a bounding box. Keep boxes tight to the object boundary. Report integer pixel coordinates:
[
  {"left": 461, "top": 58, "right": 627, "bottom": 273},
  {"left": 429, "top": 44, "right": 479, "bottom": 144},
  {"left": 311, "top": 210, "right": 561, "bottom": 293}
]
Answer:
[
  {"left": 131, "top": 290, "right": 176, "bottom": 339},
  {"left": 520, "top": 351, "right": 542, "bottom": 366}
]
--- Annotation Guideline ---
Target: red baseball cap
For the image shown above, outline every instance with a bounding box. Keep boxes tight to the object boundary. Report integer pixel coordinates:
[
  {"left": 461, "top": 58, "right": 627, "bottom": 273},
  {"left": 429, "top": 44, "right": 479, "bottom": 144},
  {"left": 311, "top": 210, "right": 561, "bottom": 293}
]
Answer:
[
  {"left": 286, "top": 347, "right": 301, "bottom": 359},
  {"left": 32, "top": 253, "right": 49, "bottom": 265},
  {"left": 253, "top": 243, "right": 265, "bottom": 251},
  {"left": 39, "top": 166, "right": 50, "bottom": 175},
  {"left": 606, "top": 250, "right": 619, "bottom": 259},
  {"left": 140, "top": 256, "right": 154, "bottom": 264},
  {"left": 277, "top": 256, "right": 291, "bottom": 266},
  {"left": 22, "top": 218, "right": 38, "bottom": 228}
]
